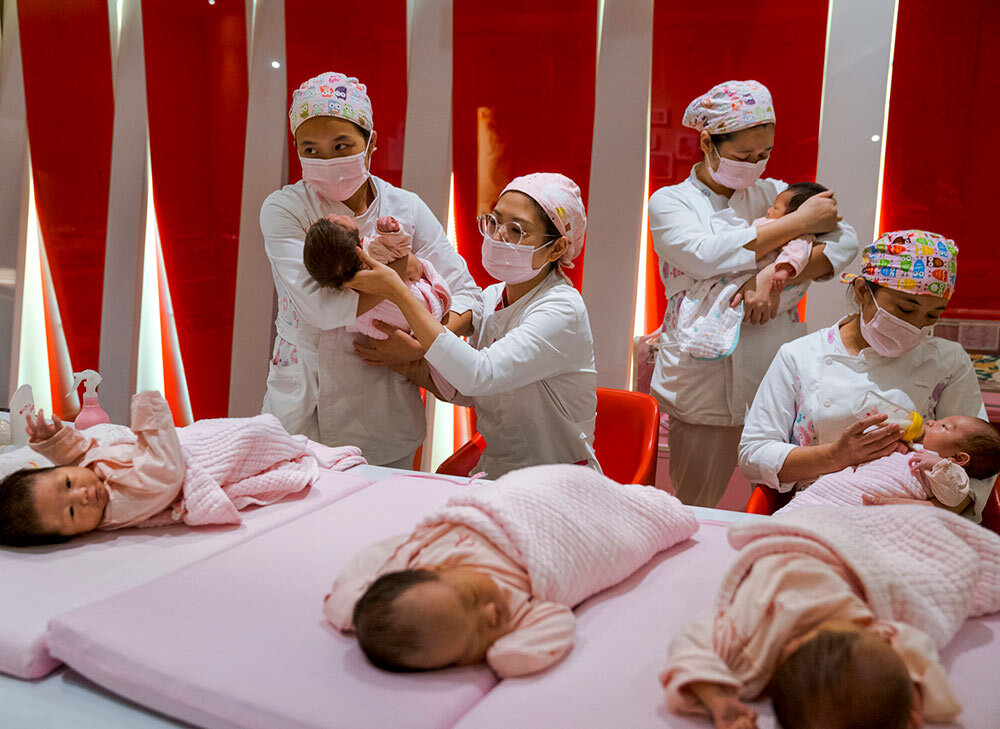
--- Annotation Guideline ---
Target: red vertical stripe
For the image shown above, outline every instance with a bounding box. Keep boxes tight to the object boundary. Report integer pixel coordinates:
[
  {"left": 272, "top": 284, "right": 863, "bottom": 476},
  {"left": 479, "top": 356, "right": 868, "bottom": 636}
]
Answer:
[
  {"left": 283, "top": 0, "right": 408, "bottom": 188},
  {"left": 879, "top": 0, "right": 1000, "bottom": 318},
  {"left": 142, "top": 0, "right": 248, "bottom": 418},
  {"left": 17, "top": 0, "right": 113, "bottom": 380},
  {"left": 453, "top": 1, "right": 598, "bottom": 290},
  {"left": 645, "top": 0, "right": 828, "bottom": 329}
]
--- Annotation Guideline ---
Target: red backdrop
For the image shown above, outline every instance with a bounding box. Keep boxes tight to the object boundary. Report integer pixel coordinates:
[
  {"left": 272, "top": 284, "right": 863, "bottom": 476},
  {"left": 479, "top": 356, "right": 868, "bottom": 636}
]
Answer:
[
  {"left": 17, "top": 0, "right": 114, "bottom": 408},
  {"left": 644, "top": 0, "right": 829, "bottom": 328},
  {"left": 283, "top": 0, "right": 408, "bottom": 187},
  {"left": 452, "top": 0, "right": 598, "bottom": 290},
  {"left": 879, "top": 0, "right": 1000, "bottom": 318},
  {"left": 142, "top": 0, "right": 248, "bottom": 419}
]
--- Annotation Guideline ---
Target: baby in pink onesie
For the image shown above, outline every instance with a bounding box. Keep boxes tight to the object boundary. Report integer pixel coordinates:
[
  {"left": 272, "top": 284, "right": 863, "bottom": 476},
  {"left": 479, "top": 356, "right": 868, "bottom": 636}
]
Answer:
[
  {"left": 303, "top": 214, "right": 451, "bottom": 339},
  {"left": 324, "top": 524, "right": 576, "bottom": 677},
  {"left": 751, "top": 182, "right": 827, "bottom": 294}
]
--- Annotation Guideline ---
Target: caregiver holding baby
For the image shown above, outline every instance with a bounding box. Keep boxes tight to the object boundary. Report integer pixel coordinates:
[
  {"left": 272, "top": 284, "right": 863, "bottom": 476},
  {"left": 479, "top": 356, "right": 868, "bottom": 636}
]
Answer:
[
  {"left": 260, "top": 72, "right": 482, "bottom": 468},
  {"left": 348, "top": 173, "right": 600, "bottom": 479},
  {"left": 648, "top": 80, "right": 859, "bottom": 506},
  {"left": 740, "top": 232, "right": 990, "bottom": 521}
]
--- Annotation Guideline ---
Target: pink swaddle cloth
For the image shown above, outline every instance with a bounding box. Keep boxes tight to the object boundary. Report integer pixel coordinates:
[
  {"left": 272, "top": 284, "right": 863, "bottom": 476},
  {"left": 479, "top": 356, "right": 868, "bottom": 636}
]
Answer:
[
  {"left": 416, "top": 464, "right": 699, "bottom": 607},
  {"left": 348, "top": 258, "right": 451, "bottom": 340},
  {"left": 675, "top": 217, "right": 810, "bottom": 361},
  {"left": 724, "top": 505, "right": 1000, "bottom": 648},
  {"left": 776, "top": 450, "right": 970, "bottom": 514}
]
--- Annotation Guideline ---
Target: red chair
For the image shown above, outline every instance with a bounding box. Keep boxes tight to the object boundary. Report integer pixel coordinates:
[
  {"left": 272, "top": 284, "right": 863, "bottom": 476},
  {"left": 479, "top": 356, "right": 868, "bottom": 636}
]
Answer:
[
  {"left": 980, "top": 475, "right": 1000, "bottom": 535},
  {"left": 744, "top": 484, "right": 792, "bottom": 515},
  {"left": 436, "top": 388, "right": 660, "bottom": 485}
]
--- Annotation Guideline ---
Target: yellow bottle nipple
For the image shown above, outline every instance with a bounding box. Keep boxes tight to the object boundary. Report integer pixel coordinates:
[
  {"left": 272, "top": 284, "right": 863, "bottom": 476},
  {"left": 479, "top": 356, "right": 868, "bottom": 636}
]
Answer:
[{"left": 903, "top": 412, "right": 924, "bottom": 442}]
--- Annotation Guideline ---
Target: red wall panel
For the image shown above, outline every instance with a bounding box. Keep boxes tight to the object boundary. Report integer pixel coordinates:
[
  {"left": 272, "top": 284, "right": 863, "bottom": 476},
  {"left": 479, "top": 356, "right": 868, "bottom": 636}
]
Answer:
[
  {"left": 453, "top": 1, "right": 598, "bottom": 290},
  {"left": 879, "top": 0, "right": 1000, "bottom": 318},
  {"left": 142, "top": 0, "right": 248, "bottom": 419},
  {"left": 645, "top": 0, "right": 829, "bottom": 329},
  {"left": 18, "top": 0, "right": 114, "bottom": 392},
  {"left": 283, "top": 0, "right": 408, "bottom": 187}
]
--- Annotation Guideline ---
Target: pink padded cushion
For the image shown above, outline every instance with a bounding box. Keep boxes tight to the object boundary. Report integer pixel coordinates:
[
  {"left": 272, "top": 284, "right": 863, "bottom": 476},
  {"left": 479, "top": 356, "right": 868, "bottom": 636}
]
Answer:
[
  {"left": 0, "top": 468, "right": 371, "bottom": 679},
  {"left": 452, "top": 519, "right": 1000, "bottom": 729},
  {"left": 48, "top": 475, "right": 497, "bottom": 729}
]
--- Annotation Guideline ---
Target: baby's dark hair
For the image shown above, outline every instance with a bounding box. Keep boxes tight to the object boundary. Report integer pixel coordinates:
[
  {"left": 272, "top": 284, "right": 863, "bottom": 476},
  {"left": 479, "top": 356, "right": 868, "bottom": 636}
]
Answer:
[
  {"left": 303, "top": 218, "right": 363, "bottom": 289},
  {"left": 0, "top": 467, "right": 64, "bottom": 547},
  {"left": 958, "top": 419, "right": 1000, "bottom": 480},
  {"left": 770, "top": 629, "right": 912, "bottom": 729},
  {"left": 352, "top": 569, "right": 440, "bottom": 672},
  {"left": 782, "top": 182, "right": 828, "bottom": 214}
]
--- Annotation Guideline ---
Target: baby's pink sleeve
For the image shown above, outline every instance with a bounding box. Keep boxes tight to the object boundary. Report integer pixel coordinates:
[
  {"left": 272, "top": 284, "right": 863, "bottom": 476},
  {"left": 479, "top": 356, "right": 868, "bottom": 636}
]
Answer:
[
  {"left": 774, "top": 237, "right": 812, "bottom": 275},
  {"left": 919, "top": 458, "right": 970, "bottom": 507},
  {"left": 660, "top": 611, "right": 742, "bottom": 716},
  {"left": 29, "top": 426, "right": 97, "bottom": 466},
  {"left": 486, "top": 600, "right": 575, "bottom": 677},
  {"left": 117, "top": 391, "right": 185, "bottom": 499},
  {"left": 323, "top": 535, "right": 408, "bottom": 631}
]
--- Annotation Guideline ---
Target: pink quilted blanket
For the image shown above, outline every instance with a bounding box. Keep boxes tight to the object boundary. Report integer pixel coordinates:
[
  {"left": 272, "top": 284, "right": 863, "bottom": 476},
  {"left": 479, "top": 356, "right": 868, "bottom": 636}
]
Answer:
[
  {"left": 416, "top": 464, "right": 699, "bottom": 607},
  {"left": 723, "top": 505, "right": 1000, "bottom": 647},
  {"left": 348, "top": 258, "right": 450, "bottom": 340},
  {"left": 139, "top": 415, "right": 365, "bottom": 527},
  {"left": 777, "top": 452, "right": 928, "bottom": 513}
]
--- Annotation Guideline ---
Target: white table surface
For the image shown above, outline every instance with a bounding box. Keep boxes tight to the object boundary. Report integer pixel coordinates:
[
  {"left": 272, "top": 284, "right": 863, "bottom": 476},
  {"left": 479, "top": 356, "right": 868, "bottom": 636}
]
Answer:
[{"left": 0, "top": 464, "right": 761, "bottom": 729}]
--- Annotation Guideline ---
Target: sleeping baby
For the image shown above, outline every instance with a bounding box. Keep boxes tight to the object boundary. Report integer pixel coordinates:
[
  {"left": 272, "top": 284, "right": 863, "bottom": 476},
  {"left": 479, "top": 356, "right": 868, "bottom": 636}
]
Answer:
[
  {"left": 324, "top": 464, "right": 698, "bottom": 676},
  {"left": 778, "top": 415, "right": 1000, "bottom": 516},
  {"left": 303, "top": 214, "right": 451, "bottom": 339},
  {"left": 0, "top": 391, "right": 363, "bottom": 546}
]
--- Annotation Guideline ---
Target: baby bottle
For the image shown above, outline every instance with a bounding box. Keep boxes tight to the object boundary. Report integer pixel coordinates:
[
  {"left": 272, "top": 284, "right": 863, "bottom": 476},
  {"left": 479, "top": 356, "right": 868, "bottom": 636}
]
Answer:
[{"left": 852, "top": 390, "right": 924, "bottom": 441}]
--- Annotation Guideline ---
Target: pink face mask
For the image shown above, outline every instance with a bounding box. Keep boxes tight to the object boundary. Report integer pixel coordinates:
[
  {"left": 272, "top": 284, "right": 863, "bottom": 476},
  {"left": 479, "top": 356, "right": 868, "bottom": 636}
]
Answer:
[
  {"left": 299, "top": 137, "right": 372, "bottom": 202},
  {"left": 859, "top": 289, "right": 927, "bottom": 357},
  {"left": 481, "top": 234, "right": 554, "bottom": 284},
  {"left": 707, "top": 145, "right": 767, "bottom": 190}
]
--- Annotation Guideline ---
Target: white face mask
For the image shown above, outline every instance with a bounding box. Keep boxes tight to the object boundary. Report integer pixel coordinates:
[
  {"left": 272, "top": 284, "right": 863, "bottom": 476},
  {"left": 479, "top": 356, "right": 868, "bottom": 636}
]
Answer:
[
  {"left": 859, "top": 286, "right": 927, "bottom": 357},
  {"left": 481, "top": 234, "right": 554, "bottom": 284},
  {"left": 707, "top": 145, "right": 767, "bottom": 190},
  {"left": 299, "top": 136, "right": 372, "bottom": 202}
]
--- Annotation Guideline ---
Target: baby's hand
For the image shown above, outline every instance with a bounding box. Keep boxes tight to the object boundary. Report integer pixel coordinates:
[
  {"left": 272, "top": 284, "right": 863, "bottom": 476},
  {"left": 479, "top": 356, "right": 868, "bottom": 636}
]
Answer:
[
  {"left": 25, "top": 408, "right": 63, "bottom": 443},
  {"left": 770, "top": 263, "right": 793, "bottom": 292},
  {"left": 376, "top": 216, "right": 400, "bottom": 234},
  {"left": 710, "top": 696, "right": 758, "bottom": 729}
]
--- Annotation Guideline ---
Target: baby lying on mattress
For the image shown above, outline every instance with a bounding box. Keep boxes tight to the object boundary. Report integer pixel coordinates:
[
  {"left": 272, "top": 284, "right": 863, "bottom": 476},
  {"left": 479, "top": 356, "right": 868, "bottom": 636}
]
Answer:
[
  {"left": 662, "top": 505, "right": 1000, "bottom": 729},
  {"left": 325, "top": 464, "right": 698, "bottom": 676},
  {"left": 0, "top": 391, "right": 364, "bottom": 546},
  {"left": 778, "top": 415, "right": 1000, "bottom": 516}
]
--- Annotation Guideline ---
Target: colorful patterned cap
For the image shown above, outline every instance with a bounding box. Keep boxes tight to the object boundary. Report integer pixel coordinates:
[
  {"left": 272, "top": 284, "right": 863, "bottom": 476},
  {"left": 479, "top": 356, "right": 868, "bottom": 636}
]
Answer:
[
  {"left": 289, "top": 72, "right": 373, "bottom": 136},
  {"left": 682, "top": 80, "right": 775, "bottom": 135},
  {"left": 841, "top": 230, "right": 958, "bottom": 300},
  {"left": 501, "top": 173, "right": 587, "bottom": 268}
]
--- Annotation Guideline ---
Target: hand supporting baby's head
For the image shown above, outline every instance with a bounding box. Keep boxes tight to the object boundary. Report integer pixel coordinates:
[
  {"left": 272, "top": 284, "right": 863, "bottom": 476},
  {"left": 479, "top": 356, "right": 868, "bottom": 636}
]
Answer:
[
  {"left": 303, "top": 214, "right": 364, "bottom": 289},
  {"left": 0, "top": 466, "right": 106, "bottom": 546},
  {"left": 766, "top": 181, "right": 829, "bottom": 220},
  {"left": 771, "top": 624, "right": 917, "bottom": 729},
  {"left": 352, "top": 567, "right": 510, "bottom": 672},
  {"left": 919, "top": 416, "right": 1000, "bottom": 479}
]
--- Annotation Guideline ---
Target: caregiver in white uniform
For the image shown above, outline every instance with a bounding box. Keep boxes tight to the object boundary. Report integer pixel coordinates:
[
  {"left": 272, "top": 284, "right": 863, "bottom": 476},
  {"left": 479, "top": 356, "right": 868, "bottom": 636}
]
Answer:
[
  {"left": 260, "top": 72, "right": 482, "bottom": 467},
  {"left": 648, "top": 80, "right": 859, "bottom": 506},
  {"left": 349, "top": 173, "right": 600, "bottom": 478},
  {"left": 740, "top": 231, "right": 991, "bottom": 522}
]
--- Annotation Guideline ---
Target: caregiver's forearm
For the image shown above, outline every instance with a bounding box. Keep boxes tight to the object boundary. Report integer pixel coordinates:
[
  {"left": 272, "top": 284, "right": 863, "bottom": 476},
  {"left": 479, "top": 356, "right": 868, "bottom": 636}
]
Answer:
[
  {"left": 787, "top": 243, "right": 833, "bottom": 285},
  {"left": 356, "top": 292, "right": 384, "bottom": 317},
  {"left": 391, "top": 290, "right": 448, "bottom": 349},
  {"left": 747, "top": 214, "right": 808, "bottom": 260},
  {"left": 444, "top": 310, "right": 473, "bottom": 337},
  {"left": 775, "top": 443, "right": 842, "bottom": 483}
]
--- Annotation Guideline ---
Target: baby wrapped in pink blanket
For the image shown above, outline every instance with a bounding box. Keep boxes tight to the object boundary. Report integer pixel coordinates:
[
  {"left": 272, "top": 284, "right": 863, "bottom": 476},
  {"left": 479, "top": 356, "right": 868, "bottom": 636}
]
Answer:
[
  {"left": 325, "top": 464, "right": 698, "bottom": 676},
  {"left": 0, "top": 391, "right": 365, "bottom": 546},
  {"left": 662, "top": 505, "right": 1000, "bottom": 728}
]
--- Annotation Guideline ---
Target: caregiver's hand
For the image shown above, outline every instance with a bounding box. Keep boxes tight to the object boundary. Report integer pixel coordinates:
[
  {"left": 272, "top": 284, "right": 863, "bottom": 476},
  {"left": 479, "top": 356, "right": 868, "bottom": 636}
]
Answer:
[
  {"left": 794, "top": 190, "right": 841, "bottom": 235},
  {"left": 733, "top": 279, "right": 780, "bottom": 325},
  {"left": 862, "top": 494, "right": 933, "bottom": 507},
  {"left": 353, "top": 323, "right": 426, "bottom": 367},
  {"left": 829, "top": 414, "right": 904, "bottom": 470},
  {"left": 344, "top": 247, "right": 408, "bottom": 302}
]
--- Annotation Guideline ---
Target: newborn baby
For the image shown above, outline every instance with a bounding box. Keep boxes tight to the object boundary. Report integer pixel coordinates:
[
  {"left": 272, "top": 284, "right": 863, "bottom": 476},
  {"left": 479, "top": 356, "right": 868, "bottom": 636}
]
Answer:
[
  {"left": 779, "top": 415, "right": 1000, "bottom": 516},
  {"left": 325, "top": 464, "right": 698, "bottom": 676},
  {"left": 0, "top": 391, "right": 362, "bottom": 546},
  {"left": 752, "top": 182, "right": 827, "bottom": 293},
  {"left": 303, "top": 214, "right": 451, "bottom": 340}
]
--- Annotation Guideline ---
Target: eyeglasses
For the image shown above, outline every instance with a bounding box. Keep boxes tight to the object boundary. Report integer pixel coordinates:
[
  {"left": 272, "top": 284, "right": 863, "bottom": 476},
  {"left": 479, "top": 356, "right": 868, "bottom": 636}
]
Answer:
[{"left": 477, "top": 213, "right": 559, "bottom": 246}]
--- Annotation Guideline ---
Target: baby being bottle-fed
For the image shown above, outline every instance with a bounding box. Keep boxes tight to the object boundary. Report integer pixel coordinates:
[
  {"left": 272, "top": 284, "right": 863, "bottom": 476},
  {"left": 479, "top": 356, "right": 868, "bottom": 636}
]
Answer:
[{"left": 853, "top": 390, "right": 924, "bottom": 441}]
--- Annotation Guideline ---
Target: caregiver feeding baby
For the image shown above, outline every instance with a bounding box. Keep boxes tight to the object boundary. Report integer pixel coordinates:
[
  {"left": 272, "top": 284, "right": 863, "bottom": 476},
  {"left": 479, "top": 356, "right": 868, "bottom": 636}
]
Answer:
[{"left": 2, "top": 72, "right": 999, "bottom": 729}]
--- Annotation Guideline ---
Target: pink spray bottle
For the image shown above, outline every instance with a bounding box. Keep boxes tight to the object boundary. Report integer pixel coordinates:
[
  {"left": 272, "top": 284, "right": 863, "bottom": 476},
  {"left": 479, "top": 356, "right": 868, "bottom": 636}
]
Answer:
[{"left": 69, "top": 370, "right": 111, "bottom": 429}]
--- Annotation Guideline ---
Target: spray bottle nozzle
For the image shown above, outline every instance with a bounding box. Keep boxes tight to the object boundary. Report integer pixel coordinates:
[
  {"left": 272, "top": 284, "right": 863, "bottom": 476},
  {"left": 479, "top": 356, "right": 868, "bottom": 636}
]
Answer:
[{"left": 68, "top": 369, "right": 103, "bottom": 399}]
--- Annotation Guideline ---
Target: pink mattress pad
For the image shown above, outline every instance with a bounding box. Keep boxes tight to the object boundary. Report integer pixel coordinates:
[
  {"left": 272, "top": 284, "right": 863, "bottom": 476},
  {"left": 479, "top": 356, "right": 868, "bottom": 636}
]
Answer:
[
  {"left": 47, "top": 474, "right": 497, "bottom": 729},
  {"left": 452, "top": 519, "right": 1000, "bottom": 729},
  {"left": 1, "top": 467, "right": 372, "bottom": 679}
]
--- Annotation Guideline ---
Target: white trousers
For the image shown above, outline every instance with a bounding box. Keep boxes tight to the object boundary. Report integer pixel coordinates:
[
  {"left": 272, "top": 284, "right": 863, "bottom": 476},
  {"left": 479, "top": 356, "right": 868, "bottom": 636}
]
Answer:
[{"left": 667, "top": 417, "right": 742, "bottom": 507}]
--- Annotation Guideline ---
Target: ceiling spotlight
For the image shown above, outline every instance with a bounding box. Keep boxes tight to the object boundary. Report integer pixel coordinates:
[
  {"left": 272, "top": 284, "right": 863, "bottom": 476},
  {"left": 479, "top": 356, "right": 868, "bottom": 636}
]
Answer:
[
  {"left": 870, "top": 134, "right": 881, "bottom": 142},
  {"left": 271, "top": 60, "right": 281, "bottom": 69}
]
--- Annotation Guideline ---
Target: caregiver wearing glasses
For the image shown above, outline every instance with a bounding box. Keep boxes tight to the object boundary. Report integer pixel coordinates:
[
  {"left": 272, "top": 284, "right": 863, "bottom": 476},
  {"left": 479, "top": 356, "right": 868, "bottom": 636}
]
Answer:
[
  {"left": 348, "top": 173, "right": 601, "bottom": 479},
  {"left": 260, "top": 72, "right": 482, "bottom": 468}
]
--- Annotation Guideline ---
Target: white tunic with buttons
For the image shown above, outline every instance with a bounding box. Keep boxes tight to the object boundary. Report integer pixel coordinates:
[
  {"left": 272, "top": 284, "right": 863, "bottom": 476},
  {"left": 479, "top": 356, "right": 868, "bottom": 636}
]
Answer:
[
  {"left": 648, "top": 168, "right": 859, "bottom": 426},
  {"left": 738, "top": 318, "right": 989, "bottom": 520},
  {"left": 260, "top": 176, "right": 483, "bottom": 466},
  {"left": 425, "top": 269, "right": 600, "bottom": 479}
]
